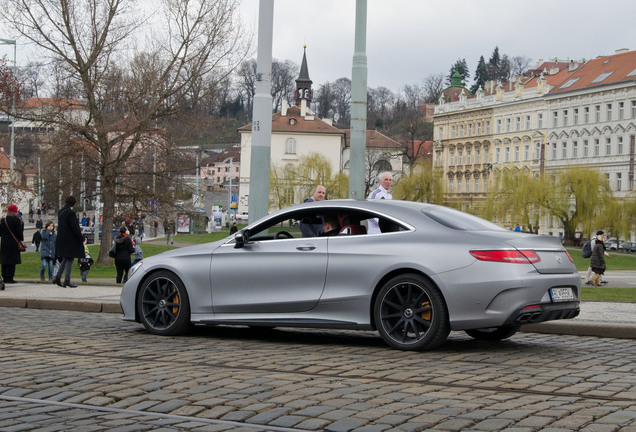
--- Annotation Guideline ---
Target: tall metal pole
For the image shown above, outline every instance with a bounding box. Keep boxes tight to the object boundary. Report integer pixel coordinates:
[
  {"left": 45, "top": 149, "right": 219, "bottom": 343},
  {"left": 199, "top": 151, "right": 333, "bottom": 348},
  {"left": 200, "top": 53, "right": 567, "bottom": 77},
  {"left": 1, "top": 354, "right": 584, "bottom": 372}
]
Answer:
[
  {"left": 1, "top": 39, "right": 17, "bottom": 202},
  {"left": 349, "top": 0, "right": 368, "bottom": 199},
  {"left": 248, "top": 0, "right": 274, "bottom": 224}
]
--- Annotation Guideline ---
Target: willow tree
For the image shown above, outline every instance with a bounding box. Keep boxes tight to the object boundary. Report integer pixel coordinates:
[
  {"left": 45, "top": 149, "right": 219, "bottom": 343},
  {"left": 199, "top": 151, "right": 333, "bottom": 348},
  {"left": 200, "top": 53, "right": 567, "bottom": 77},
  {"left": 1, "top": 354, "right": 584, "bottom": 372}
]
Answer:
[
  {"left": 1, "top": 0, "right": 249, "bottom": 263},
  {"left": 392, "top": 158, "right": 443, "bottom": 204}
]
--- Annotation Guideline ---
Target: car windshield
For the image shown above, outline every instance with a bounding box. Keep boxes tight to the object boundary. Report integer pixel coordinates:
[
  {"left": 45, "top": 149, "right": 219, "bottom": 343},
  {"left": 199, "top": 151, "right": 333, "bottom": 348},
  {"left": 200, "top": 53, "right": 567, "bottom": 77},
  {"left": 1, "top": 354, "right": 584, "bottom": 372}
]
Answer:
[{"left": 421, "top": 206, "right": 507, "bottom": 231}]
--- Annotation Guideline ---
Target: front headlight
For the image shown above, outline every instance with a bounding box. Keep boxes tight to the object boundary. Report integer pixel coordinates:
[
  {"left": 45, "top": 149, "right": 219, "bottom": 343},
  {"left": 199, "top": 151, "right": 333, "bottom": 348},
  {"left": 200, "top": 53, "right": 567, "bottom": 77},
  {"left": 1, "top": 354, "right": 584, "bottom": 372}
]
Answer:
[{"left": 129, "top": 261, "right": 143, "bottom": 279}]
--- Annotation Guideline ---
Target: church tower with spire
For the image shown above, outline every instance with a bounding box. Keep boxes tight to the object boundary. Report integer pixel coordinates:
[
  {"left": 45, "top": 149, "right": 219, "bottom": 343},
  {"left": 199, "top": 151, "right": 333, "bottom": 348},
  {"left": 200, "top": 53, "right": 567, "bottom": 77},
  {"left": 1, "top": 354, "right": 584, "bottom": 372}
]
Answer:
[{"left": 295, "top": 45, "right": 313, "bottom": 107}]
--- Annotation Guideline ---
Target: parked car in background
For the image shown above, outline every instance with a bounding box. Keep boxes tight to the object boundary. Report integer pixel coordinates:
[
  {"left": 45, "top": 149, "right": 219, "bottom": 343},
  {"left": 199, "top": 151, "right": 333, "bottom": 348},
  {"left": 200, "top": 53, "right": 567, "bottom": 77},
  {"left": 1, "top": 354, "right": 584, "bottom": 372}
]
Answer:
[
  {"left": 120, "top": 200, "right": 580, "bottom": 351},
  {"left": 604, "top": 238, "right": 622, "bottom": 250},
  {"left": 619, "top": 241, "right": 636, "bottom": 252},
  {"left": 237, "top": 212, "right": 249, "bottom": 222},
  {"left": 81, "top": 227, "right": 95, "bottom": 244}
]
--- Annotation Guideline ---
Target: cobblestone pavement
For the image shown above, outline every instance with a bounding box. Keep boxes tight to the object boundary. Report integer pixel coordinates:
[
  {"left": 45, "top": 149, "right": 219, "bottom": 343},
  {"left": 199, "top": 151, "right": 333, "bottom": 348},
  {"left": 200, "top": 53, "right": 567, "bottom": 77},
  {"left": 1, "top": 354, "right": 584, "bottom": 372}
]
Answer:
[{"left": 1, "top": 308, "right": 635, "bottom": 432}]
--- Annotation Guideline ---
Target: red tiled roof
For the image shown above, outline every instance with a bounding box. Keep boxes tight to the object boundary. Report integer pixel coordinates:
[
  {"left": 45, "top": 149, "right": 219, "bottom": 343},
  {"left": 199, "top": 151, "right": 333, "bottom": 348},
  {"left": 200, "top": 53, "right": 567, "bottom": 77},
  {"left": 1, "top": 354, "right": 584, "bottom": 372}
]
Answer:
[
  {"left": 550, "top": 50, "right": 636, "bottom": 94},
  {"left": 0, "top": 151, "right": 10, "bottom": 169},
  {"left": 239, "top": 105, "right": 345, "bottom": 135},
  {"left": 343, "top": 129, "right": 402, "bottom": 149},
  {"left": 17, "top": 97, "right": 86, "bottom": 110}
]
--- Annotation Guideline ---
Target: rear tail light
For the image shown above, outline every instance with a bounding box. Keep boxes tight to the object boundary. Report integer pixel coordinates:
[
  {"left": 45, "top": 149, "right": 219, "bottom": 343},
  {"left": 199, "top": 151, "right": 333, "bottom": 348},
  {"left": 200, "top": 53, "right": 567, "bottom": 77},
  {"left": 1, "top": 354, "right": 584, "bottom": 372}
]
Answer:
[
  {"left": 564, "top": 250, "right": 575, "bottom": 264},
  {"left": 469, "top": 249, "right": 541, "bottom": 264}
]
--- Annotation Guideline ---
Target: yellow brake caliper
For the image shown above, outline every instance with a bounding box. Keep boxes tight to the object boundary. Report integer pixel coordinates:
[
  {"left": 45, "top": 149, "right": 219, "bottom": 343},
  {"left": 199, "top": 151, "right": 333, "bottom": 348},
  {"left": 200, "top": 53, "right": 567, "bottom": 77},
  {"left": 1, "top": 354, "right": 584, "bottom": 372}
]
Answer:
[
  {"left": 172, "top": 292, "right": 180, "bottom": 315},
  {"left": 421, "top": 301, "right": 431, "bottom": 321}
]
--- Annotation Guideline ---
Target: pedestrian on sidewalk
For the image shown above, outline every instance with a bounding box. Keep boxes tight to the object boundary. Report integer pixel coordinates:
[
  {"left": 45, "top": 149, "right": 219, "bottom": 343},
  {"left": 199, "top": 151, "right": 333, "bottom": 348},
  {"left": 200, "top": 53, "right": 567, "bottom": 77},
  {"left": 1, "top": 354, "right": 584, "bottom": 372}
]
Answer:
[
  {"left": 40, "top": 221, "right": 56, "bottom": 281},
  {"left": 113, "top": 227, "right": 134, "bottom": 283},
  {"left": 53, "top": 196, "right": 84, "bottom": 288},
  {"left": 0, "top": 204, "right": 24, "bottom": 284},
  {"left": 585, "top": 231, "right": 610, "bottom": 285},
  {"left": 32, "top": 229, "right": 42, "bottom": 252},
  {"left": 77, "top": 238, "right": 94, "bottom": 283},
  {"left": 589, "top": 231, "right": 608, "bottom": 287},
  {"left": 132, "top": 238, "right": 144, "bottom": 265}
]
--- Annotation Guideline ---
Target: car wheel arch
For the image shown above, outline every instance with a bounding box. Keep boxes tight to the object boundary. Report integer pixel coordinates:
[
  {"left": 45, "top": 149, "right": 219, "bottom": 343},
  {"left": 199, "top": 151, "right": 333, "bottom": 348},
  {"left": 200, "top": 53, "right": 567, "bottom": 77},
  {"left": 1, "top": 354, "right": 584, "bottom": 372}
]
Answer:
[
  {"left": 369, "top": 268, "right": 446, "bottom": 330},
  {"left": 134, "top": 269, "right": 186, "bottom": 323}
]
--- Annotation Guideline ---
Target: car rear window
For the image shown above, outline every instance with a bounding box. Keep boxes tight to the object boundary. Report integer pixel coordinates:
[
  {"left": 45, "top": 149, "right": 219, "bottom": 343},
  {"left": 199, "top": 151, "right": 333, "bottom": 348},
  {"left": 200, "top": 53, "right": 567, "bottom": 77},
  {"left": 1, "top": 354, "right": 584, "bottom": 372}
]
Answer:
[{"left": 421, "top": 207, "right": 507, "bottom": 231}]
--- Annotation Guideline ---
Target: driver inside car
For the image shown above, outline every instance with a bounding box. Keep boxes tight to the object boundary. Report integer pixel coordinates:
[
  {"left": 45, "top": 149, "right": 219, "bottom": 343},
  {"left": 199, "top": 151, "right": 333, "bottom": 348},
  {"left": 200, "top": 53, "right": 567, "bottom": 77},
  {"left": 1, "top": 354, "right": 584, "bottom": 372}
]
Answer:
[{"left": 319, "top": 214, "right": 341, "bottom": 237}]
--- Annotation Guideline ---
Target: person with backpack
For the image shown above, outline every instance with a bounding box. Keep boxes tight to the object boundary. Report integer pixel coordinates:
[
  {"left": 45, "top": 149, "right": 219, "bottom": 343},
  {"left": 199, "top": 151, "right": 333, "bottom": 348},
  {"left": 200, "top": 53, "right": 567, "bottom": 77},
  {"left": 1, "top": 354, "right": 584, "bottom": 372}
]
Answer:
[{"left": 585, "top": 231, "right": 610, "bottom": 285}]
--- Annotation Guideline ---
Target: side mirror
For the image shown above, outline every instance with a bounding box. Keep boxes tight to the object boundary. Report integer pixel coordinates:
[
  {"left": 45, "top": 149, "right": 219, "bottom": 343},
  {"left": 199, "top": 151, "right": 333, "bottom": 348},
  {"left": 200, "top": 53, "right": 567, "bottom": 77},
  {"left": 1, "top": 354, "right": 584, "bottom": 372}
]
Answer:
[{"left": 234, "top": 229, "right": 250, "bottom": 249}]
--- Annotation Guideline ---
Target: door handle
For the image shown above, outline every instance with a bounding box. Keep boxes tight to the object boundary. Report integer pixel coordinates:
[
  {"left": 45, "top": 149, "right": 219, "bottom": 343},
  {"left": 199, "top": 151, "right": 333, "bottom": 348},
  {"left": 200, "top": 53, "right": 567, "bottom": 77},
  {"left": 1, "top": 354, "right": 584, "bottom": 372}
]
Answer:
[{"left": 296, "top": 244, "right": 316, "bottom": 251}]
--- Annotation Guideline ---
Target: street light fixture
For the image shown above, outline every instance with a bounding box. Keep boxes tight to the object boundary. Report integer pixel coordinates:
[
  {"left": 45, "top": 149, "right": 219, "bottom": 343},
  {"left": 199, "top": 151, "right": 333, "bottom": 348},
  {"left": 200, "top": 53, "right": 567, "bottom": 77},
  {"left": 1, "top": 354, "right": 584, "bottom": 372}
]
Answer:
[{"left": 0, "top": 38, "right": 16, "bottom": 204}]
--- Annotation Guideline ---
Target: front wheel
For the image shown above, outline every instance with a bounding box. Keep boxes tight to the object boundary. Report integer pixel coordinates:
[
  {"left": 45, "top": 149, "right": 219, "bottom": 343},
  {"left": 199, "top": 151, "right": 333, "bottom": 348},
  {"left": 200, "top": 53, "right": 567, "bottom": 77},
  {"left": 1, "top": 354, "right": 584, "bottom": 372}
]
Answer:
[
  {"left": 137, "top": 270, "right": 192, "bottom": 336},
  {"left": 374, "top": 274, "right": 450, "bottom": 351},
  {"left": 465, "top": 325, "right": 520, "bottom": 341}
]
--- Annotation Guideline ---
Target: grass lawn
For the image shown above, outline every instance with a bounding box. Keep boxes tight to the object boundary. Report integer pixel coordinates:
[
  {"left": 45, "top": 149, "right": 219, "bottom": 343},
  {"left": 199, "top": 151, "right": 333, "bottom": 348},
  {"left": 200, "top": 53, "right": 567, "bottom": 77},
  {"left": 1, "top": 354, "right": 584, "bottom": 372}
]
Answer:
[{"left": 12, "top": 231, "right": 635, "bottom": 302}]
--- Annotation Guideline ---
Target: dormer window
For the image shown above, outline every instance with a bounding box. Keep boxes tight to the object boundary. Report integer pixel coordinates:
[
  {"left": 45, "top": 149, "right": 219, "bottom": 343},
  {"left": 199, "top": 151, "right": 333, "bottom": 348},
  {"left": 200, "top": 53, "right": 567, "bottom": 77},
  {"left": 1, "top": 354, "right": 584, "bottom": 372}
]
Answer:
[{"left": 289, "top": 118, "right": 297, "bottom": 125}]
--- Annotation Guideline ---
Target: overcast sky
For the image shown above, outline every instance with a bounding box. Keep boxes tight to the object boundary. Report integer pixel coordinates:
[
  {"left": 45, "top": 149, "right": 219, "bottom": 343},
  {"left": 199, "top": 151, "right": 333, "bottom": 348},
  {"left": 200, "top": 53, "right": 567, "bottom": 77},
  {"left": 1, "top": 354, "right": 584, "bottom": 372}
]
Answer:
[{"left": 238, "top": 0, "right": 636, "bottom": 93}]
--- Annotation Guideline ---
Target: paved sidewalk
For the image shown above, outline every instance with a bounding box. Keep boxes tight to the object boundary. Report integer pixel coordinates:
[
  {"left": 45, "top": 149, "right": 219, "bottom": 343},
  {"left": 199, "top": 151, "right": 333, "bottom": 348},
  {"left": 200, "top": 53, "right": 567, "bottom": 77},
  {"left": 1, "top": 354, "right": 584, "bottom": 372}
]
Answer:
[{"left": 1, "top": 279, "right": 635, "bottom": 340}]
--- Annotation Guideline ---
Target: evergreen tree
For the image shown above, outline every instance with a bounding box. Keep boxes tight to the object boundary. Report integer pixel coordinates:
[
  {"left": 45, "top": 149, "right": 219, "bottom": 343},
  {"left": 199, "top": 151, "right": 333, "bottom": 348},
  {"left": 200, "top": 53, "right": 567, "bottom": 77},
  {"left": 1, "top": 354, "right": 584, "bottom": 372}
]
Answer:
[
  {"left": 447, "top": 58, "right": 470, "bottom": 86},
  {"left": 470, "top": 55, "right": 489, "bottom": 94}
]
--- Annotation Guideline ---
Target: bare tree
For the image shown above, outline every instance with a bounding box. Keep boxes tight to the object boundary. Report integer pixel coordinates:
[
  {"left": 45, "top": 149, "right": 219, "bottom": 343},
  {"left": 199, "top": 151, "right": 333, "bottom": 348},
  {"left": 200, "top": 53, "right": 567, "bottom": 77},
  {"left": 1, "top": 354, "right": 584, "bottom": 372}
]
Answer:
[
  {"left": 367, "top": 86, "right": 394, "bottom": 129},
  {"left": 332, "top": 77, "right": 351, "bottom": 127},
  {"left": 271, "top": 59, "right": 298, "bottom": 113},
  {"left": 510, "top": 56, "right": 532, "bottom": 78},
  {"left": 422, "top": 73, "right": 445, "bottom": 103},
  {"left": 314, "top": 81, "right": 335, "bottom": 119},
  {"left": 1, "top": 0, "right": 250, "bottom": 263}
]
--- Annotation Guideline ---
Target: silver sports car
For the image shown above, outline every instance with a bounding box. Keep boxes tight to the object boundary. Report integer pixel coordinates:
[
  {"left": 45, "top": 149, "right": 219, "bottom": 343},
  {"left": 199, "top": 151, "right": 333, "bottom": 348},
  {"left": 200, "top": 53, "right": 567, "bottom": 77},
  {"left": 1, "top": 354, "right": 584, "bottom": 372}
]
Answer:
[{"left": 120, "top": 200, "right": 580, "bottom": 350}]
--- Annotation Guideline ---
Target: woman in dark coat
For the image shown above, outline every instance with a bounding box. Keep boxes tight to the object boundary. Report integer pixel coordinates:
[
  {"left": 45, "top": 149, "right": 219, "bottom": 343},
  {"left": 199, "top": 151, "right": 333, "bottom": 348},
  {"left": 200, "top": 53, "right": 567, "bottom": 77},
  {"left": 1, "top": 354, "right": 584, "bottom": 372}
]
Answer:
[
  {"left": 53, "top": 196, "right": 84, "bottom": 288},
  {"left": 0, "top": 204, "right": 25, "bottom": 283},
  {"left": 589, "top": 232, "right": 607, "bottom": 286},
  {"left": 114, "top": 227, "right": 134, "bottom": 283}
]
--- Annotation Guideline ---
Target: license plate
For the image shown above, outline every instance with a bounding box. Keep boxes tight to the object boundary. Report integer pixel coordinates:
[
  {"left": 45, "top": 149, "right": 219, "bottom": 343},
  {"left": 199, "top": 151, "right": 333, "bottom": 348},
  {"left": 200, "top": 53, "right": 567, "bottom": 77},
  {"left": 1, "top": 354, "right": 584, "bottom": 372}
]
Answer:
[{"left": 550, "top": 287, "right": 574, "bottom": 302}]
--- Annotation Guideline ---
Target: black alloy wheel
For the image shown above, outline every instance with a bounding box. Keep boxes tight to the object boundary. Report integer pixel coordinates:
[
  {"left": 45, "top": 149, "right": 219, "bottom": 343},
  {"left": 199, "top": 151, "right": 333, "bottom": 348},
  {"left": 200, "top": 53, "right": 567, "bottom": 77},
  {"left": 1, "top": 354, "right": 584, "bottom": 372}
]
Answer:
[
  {"left": 137, "top": 271, "right": 191, "bottom": 336},
  {"left": 374, "top": 274, "right": 450, "bottom": 351}
]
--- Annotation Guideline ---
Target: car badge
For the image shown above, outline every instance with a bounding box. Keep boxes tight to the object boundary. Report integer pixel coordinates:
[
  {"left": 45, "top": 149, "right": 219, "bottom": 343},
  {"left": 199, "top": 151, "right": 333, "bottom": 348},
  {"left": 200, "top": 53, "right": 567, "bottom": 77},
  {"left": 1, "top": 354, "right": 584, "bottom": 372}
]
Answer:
[{"left": 555, "top": 255, "right": 562, "bottom": 264}]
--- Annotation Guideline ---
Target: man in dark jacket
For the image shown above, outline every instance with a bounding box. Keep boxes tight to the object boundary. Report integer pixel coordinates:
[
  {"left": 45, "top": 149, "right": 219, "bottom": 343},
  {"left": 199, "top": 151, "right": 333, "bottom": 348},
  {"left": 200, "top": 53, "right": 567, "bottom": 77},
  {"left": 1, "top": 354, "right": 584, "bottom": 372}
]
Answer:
[
  {"left": 53, "top": 196, "right": 84, "bottom": 288},
  {"left": 113, "top": 227, "right": 134, "bottom": 283},
  {"left": 0, "top": 204, "right": 24, "bottom": 283}
]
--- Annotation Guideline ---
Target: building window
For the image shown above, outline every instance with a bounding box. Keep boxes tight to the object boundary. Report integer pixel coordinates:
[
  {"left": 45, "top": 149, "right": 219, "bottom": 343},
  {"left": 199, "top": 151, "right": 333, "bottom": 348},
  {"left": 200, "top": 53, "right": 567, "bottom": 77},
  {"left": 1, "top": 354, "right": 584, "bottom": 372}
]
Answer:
[
  {"left": 515, "top": 116, "right": 521, "bottom": 131},
  {"left": 495, "top": 148, "right": 501, "bottom": 164},
  {"left": 595, "top": 105, "right": 601, "bottom": 122},
  {"left": 534, "top": 142, "right": 541, "bottom": 160},
  {"left": 562, "top": 142, "right": 567, "bottom": 159},
  {"left": 468, "top": 124, "right": 472, "bottom": 137},
  {"left": 617, "top": 173, "right": 622, "bottom": 191},
  {"left": 457, "top": 180, "right": 462, "bottom": 194},
  {"left": 563, "top": 110, "right": 568, "bottom": 126},
  {"left": 606, "top": 103, "right": 613, "bottom": 121},
  {"left": 504, "top": 147, "right": 510, "bottom": 163},
  {"left": 475, "top": 149, "right": 480, "bottom": 164},
  {"left": 458, "top": 151, "right": 463, "bottom": 165},
  {"left": 467, "top": 150, "right": 472, "bottom": 165},
  {"left": 618, "top": 137, "right": 623, "bottom": 154},
  {"left": 573, "top": 141, "right": 578, "bottom": 158},
  {"left": 505, "top": 118, "right": 511, "bottom": 132},
  {"left": 584, "top": 107, "right": 590, "bottom": 123},
  {"left": 525, "top": 115, "right": 531, "bottom": 130},
  {"left": 619, "top": 102, "right": 624, "bottom": 120},
  {"left": 594, "top": 139, "right": 600, "bottom": 156},
  {"left": 537, "top": 113, "right": 543, "bottom": 128},
  {"left": 486, "top": 121, "right": 491, "bottom": 134},
  {"left": 438, "top": 126, "right": 444, "bottom": 138},
  {"left": 451, "top": 126, "right": 456, "bottom": 138},
  {"left": 477, "top": 122, "right": 482, "bottom": 135},
  {"left": 449, "top": 178, "right": 454, "bottom": 193},
  {"left": 285, "top": 137, "right": 296, "bottom": 154},
  {"left": 466, "top": 178, "right": 470, "bottom": 194},
  {"left": 459, "top": 125, "right": 464, "bottom": 138},
  {"left": 553, "top": 112, "right": 558, "bottom": 128},
  {"left": 552, "top": 143, "right": 557, "bottom": 159},
  {"left": 514, "top": 145, "right": 520, "bottom": 162},
  {"left": 632, "top": 101, "right": 636, "bottom": 118},
  {"left": 496, "top": 119, "right": 502, "bottom": 133},
  {"left": 573, "top": 108, "right": 579, "bottom": 125},
  {"left": 475, "top": 179, "right": 479, "bottom": 194},
  {"left": 450, "top": 152, "right": 455, "bottom": 166},
  {"left": 483, "top": 177, "right": 488, "bottom": 193},
  {"left": 606, "top": 138, "right": 612, "bottom": 155},
  {"left": 583, "top": 140, "right": 589, "bottom": 157},
  {"left": 484, "top": 148, "right": 489, "bottom": 162},
  {"left": 523, "top": 144, "right": 529, "bottom": 161}
]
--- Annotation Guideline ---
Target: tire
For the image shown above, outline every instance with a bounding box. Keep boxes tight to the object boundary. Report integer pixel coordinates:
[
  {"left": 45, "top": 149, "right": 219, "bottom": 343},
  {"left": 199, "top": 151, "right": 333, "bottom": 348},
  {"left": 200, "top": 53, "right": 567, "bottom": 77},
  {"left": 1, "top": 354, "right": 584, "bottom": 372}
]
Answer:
[
  {"left": 373, "top": 274, "right": 450, "bottom": 351},
  {"left": 465, "top": 325, "right": 520, "bottom": 341},
  {"left": 137, "top": 270, "right": 192, "bottom": 336}
]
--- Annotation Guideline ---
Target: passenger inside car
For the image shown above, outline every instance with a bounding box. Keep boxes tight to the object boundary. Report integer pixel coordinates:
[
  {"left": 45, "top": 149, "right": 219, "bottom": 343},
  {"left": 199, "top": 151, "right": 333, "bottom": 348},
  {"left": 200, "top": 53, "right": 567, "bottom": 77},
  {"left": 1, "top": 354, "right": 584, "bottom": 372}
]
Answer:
[{"left": 319, "top": 214, "right": 341, "bottom": 236}]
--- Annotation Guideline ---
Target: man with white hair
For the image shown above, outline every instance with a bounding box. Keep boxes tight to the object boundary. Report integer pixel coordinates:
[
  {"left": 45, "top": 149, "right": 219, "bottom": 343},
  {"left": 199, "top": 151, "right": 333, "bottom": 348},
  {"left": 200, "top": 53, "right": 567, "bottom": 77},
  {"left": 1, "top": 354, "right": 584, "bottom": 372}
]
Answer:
[{"left": 367, "top": 172, "right": 393, "bottom": 234}]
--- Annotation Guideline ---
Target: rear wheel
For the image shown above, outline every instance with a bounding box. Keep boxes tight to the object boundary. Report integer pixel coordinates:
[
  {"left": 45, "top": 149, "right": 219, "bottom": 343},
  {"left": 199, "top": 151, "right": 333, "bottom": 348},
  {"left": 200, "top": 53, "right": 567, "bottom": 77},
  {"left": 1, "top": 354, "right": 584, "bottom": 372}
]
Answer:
[
  {"left": 374, "top": 274, "right": 450, "bottom": 351},
  {"left": 465, "top": 325, "right": 520, "bottom": 341},
  {"left": 137, "top": 271, "right": 191, "bottom": 336}
]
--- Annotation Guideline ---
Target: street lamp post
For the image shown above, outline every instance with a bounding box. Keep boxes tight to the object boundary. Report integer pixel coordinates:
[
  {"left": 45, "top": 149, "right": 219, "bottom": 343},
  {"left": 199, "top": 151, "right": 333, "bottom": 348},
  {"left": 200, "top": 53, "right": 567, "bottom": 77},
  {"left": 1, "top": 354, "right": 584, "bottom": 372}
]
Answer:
[{"left": 0, "top": 38, "right": 17, "bottom": 203}]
